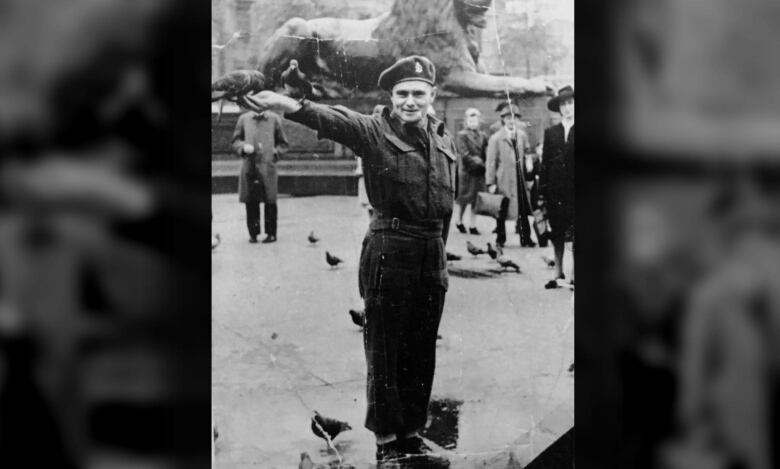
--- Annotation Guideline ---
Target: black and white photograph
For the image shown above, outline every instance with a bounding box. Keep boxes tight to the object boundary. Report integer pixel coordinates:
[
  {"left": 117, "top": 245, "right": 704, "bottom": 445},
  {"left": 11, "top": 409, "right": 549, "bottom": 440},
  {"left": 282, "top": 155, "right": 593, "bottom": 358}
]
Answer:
[{"left": 211, "top": 0, "right": 574, "bottom": 467}]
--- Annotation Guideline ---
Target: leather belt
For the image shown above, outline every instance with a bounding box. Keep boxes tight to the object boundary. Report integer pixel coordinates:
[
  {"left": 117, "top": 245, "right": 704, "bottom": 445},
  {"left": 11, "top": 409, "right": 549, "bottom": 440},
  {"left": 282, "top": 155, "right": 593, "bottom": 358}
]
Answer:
[{"left": 369, "top": 215, "right": 443, "bottom": 239}]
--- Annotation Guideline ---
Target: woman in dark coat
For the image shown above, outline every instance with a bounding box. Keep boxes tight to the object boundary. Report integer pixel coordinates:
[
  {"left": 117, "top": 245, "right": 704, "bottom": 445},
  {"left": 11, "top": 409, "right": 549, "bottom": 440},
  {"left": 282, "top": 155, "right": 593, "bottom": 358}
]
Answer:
[
  {"left": 539, "top": 86, "right": 574, "bottom": 285},
  {"left": 454, "top": 108, "right": 488, "bottom": 234}
]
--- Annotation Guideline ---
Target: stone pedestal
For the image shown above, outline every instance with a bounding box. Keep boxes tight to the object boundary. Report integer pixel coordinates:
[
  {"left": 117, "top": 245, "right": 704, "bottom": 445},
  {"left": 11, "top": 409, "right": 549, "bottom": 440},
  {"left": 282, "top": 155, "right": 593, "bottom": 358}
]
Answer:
[{"left": 211, "top": 96, "right": 554, "bottom": 196}]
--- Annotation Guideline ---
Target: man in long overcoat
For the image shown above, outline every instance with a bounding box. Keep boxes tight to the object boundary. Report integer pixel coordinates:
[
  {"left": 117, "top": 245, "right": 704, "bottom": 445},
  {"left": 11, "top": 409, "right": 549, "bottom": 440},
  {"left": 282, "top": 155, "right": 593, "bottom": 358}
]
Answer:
[
  {"left": 486, "top": 103, "right": 531, "bottom": 247},
  {"left": 231, "top": 109, "right": 289, "bottom": 243}
]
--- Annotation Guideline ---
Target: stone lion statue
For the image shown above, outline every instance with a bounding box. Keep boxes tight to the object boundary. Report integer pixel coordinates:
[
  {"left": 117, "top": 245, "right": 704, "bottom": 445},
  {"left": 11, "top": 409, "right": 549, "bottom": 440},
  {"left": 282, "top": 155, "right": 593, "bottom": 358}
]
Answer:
[{"left": 256, "top": 0, "right": 554, "bottom": 98}]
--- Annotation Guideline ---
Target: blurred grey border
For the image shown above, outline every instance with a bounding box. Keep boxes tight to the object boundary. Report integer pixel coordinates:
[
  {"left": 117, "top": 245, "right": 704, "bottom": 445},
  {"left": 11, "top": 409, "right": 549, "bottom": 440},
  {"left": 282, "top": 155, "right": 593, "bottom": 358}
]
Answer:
[
  {"left": 0, "top": 0, "right": 211, "bottom": 467},
  {"left": 578, "top": 1, "right": 780, "bottom": 469}
]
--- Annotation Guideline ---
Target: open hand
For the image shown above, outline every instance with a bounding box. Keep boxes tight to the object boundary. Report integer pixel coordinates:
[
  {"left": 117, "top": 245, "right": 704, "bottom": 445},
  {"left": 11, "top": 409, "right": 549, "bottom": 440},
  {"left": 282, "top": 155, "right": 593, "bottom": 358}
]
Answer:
[{"left": 241, "top": 91, "right": 302, "bottom": 115}]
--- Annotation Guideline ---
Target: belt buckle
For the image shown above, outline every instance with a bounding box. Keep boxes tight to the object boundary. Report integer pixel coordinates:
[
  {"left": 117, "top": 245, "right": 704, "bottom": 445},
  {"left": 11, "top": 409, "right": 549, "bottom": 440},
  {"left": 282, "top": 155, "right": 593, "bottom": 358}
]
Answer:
[{"left": 391, "top": 218, "right": 400, "bottom": 230}]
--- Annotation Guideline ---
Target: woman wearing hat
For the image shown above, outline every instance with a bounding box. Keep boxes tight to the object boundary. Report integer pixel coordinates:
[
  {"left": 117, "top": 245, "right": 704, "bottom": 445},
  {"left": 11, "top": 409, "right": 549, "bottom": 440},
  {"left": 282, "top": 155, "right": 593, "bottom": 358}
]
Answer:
[
  {"left": 454, "top": 108, "right": 488, "bottom": 235},
  {"left": 539, "top": 85, "right": 574, "bottom": 287}
]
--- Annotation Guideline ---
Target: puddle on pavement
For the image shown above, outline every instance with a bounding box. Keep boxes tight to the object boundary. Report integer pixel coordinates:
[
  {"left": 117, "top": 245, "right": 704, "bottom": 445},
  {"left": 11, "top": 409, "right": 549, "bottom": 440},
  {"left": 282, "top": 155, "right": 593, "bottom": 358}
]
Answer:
[{"left": 421, "top": 398, "right": 463, "bottom": 450}]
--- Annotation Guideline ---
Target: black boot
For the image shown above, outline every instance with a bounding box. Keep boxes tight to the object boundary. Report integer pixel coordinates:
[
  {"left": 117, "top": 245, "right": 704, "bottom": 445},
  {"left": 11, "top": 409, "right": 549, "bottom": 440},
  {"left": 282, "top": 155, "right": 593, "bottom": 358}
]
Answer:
[{"left": 399, "top": 436, "right": 451, "bottom": 467}]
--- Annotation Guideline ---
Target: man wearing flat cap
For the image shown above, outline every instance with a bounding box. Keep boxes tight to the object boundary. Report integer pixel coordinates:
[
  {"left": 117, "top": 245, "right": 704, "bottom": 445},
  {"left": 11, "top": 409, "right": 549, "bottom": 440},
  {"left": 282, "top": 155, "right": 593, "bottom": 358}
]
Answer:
[
  {"left": 539, "top": 85, "right": 574, "bottom": 287},
  {"left": 241, "top": 55, "right": 454, "bottom": 466}
]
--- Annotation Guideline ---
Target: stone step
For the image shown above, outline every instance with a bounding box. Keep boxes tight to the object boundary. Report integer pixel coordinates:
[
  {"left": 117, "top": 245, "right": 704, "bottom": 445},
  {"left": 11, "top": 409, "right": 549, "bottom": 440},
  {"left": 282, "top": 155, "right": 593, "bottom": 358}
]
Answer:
[
  {"left": 212, "top": 160, "right": 359, "bottom": 196},
  {"left": 212, "top": 159, "right": 358, "bottom": 177}
]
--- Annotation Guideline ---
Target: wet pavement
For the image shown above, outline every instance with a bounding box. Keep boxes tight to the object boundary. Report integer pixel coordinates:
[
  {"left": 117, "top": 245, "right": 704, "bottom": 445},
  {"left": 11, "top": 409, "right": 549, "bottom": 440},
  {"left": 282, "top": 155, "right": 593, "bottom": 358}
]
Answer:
[{"left": 212, "top": 195, "right": 573, "bottom": 468}]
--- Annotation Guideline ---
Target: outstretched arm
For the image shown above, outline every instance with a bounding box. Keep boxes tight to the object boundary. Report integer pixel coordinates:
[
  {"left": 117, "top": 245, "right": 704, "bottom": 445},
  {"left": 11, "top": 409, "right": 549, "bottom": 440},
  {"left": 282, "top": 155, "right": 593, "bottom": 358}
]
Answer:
[{"left": 242, "top": 91, "right": 377, "bottom": 156}]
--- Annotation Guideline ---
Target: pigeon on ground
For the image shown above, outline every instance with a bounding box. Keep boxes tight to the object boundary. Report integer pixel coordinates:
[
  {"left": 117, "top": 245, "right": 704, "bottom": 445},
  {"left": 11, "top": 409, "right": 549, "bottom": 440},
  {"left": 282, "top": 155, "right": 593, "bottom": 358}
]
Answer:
[
  {"left": 497, "top": 255, "right": 521, "bottom": 273},
  {"left": 308, "top": 230, "right": 319, "bottom": 245},
  {"left": 211, "top": 70, "right": 266, "bottom": 121},
  {"left": 212, "top": 233, "right": 221, "bottom": 250},
  {"left": 311, "top": 411, "right": 352, "bottom": 443},
  {"left": 446, "top": 251, "right": 462, "bottom": 261},
  {"left": 486, "top": 242, "right": 498, "bottom": 260},
  {"left": 542, "top": 255, "right": 556, "bottom": 268},
  {"left": 299, "top": 452, "right": 314, "bottom": 469},
  {"left": 326, "top": 251, "right": 343, "bottom": 268},
  {"left": 466, "top": 240, "right": 486, "bottom": 256},
  {"left": 281, "top": 59, "right": 314, "bottom": 100},
  {"left": 349, "top": 309, "right": 365, "bottom": 328}
]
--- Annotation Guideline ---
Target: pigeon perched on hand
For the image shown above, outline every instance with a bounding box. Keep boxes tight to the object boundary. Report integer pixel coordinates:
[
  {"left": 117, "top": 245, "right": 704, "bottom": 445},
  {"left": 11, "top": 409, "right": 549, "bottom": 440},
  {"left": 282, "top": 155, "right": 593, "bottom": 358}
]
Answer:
[
  {"left": 281, "top": 59, "right": 314, "bottom": 100},
  {"left": 211, "top": 70, "right": 266, "bottom": 121},
  {"left": 311, "top": 411, "right": 352, "bottom": 443},
  {"left": 486, "top": 242, "right": 498, "bottom": 260},
  {"left": 497, "top": 255, "right": 521, "bottom": 272},
  {"left": 466, "top": 240, "right": 486, "bottom": 256},
  {"left": 308, "top": 230, "right": 319, "bottom": 245},
  {"left": 325, "top": 251, "right": 343, "bottom": 268},
  {"left": 349, "top": 309, "right": 365, "bottom": 328}
]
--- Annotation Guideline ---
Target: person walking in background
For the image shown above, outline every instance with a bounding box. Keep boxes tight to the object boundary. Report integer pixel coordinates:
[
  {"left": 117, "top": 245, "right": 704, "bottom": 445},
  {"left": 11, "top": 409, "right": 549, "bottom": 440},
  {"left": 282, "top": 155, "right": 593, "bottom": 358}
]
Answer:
[
  {"left": 539, "top": 86, "right": 574, "bottom": 285},
  {"left": 454, "top": 108, "right": 488, "bottom": 235},
  {"left": 232, "top": 107, "right": 289, "bottom": 243},
  {"left": 486, "top": 102, "right": 531, "bottom": 247}
]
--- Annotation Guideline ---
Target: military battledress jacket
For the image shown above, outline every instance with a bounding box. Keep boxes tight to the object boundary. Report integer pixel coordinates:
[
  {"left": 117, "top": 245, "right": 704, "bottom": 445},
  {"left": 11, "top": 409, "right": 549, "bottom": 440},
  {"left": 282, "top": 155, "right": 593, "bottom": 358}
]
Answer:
[{"left": 286, "top": 101, "right": 458, "bottom": 295}]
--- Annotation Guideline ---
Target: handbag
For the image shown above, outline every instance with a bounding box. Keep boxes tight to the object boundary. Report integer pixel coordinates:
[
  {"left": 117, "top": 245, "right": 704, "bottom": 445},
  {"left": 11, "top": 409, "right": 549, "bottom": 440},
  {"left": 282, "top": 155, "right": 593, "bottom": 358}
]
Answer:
[{"left": 474, "top": 192, "right": 509, "bottom": 218}]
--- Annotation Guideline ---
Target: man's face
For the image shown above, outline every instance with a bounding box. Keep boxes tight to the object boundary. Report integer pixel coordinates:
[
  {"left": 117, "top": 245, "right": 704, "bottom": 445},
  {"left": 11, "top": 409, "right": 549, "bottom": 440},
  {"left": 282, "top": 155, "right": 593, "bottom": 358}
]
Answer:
[
  {"left": 391, "top": 81, "right": 436, "bottom": 125},
  {"left": 465, "top": 113, "right": 481, "bottom": 130},
  {"left": 502, "top": 114, "right": 519, "bottom": 131},
  {"left": 559, "top": 97, "right": 574, "bottom": 120}
]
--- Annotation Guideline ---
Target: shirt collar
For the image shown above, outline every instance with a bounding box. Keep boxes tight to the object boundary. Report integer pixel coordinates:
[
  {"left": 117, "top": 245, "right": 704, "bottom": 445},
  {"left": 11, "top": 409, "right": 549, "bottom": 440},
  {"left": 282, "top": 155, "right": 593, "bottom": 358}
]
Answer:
[{"left": 251, "top": 111, "right": 268, "bottom": 120}]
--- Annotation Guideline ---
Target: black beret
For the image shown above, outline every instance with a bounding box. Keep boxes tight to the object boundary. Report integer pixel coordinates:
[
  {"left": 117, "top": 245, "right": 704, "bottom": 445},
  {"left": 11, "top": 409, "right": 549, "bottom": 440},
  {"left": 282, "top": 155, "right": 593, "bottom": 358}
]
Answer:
[
  {"left": 495, "top": 102, "right": 521, "bottom": 117},
  {"left": 378, "top": 56, "right": 436, "bottom": 92}
]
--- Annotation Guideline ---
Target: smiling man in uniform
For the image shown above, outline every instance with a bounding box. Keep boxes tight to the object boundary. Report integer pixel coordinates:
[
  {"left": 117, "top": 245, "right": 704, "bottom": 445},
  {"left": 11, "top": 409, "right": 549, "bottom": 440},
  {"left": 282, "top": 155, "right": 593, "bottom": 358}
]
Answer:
[{"left": 242, "top": 56, "right": 455, "bottom": 466}]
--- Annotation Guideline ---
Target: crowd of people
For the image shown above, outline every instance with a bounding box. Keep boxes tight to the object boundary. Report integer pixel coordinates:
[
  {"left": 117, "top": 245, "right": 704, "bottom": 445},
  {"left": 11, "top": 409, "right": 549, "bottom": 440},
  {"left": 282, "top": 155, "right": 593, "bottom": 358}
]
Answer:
[{"left": 232, "top": 80, "right": 574, "bottom": 288}]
